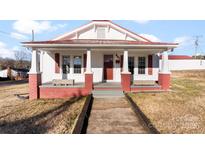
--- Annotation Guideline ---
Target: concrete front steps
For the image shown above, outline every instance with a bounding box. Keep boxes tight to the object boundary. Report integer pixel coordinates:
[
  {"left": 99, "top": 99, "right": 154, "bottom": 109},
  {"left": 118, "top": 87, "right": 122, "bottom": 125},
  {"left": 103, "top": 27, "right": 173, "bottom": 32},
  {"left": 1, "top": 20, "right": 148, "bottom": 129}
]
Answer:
[
  {"left": 93, "top": 82, "right": 124, "bottom": 98},
  {"left": 92, "top": 90, "right": 124, "bottom": 98}
]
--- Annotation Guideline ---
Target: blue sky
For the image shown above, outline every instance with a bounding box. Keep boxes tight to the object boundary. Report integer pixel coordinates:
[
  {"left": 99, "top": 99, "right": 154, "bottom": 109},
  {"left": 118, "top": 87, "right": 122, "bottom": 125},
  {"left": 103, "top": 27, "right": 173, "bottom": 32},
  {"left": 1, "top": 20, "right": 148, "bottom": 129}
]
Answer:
[{"left": 0, "top": 20, "right": 205, "bottom": 59}]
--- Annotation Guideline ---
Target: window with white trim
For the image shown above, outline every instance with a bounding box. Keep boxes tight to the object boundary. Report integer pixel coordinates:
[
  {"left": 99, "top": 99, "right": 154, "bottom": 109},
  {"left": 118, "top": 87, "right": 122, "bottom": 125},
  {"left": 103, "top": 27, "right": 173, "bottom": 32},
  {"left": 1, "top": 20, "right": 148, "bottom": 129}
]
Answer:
[
  {"left": 73, "top": 56, "right": 82, "bottom": 74},
  {"left": 62, "top": 56, "right": 70, "bottom": 74},
  {"left": 138, "top": 57, "right": 146, "bottom": 74},
  {"left": 128, "top": 57, "right": 135, "bottom": 75},
  {"left": 97, "top": 27, "right": 106, "bottom": 39}
]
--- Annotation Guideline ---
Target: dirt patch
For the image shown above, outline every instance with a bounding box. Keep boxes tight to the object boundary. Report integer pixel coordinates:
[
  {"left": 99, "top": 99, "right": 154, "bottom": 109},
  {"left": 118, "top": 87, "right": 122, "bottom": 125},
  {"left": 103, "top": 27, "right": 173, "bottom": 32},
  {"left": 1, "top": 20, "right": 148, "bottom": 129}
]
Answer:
[
  {"left": 0, "top": 83, "right": 85, "bottom": 134},
  {"left": 128, "top": 70, "right": 205, "bottom": 134}
]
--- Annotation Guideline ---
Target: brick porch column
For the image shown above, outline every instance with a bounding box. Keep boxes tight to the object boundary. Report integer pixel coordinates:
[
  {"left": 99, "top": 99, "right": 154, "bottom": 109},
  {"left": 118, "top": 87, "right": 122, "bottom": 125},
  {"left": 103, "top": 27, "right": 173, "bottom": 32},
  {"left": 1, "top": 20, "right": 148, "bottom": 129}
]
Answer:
[
  {"left": 121, "top": 50, "right": 131, "bottom": 92},
  {"left": 159, "top": 51, "right": 171, "bottom": 90},
  {"left": 84, "top": 49, "right": 93, "bottom": 92},
  {"left": 29, "top": 49, "right": 41, "bottom": 100}
]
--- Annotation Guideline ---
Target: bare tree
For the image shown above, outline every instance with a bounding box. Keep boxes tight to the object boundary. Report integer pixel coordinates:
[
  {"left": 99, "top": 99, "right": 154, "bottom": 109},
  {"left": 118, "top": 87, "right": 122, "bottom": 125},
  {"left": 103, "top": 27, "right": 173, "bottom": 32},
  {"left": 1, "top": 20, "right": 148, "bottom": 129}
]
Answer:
[{"left": 14, "top": 48, "right": 31, "bottom": 68}]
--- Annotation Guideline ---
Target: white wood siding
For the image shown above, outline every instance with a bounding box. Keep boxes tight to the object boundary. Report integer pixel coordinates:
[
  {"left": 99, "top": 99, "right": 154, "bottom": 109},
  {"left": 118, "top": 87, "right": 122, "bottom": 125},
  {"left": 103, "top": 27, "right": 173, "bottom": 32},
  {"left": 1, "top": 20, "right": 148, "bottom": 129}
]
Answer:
[
  {"left": 78, "top": 25, "right": 135, "bottom": 40},
  {"left": 40, "top": 50, "right": 160, "bottom": 83}
]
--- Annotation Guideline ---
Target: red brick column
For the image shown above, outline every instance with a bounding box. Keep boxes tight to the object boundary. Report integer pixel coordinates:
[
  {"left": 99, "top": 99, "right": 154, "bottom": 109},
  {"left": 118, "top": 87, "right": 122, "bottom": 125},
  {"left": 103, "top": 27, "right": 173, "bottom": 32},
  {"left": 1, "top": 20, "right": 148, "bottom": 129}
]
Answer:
[
  {"left": 158, "top": 72, "right": 171, "bottom": 90},
  {"left": 85, "top": 73, "right": 93, "bottom": 92},
  {"left": 121, "top": 73, "right": 131, "bottom": 92},
  {"left": 29, "top": 73, "right": 41, "bottom": 100}
]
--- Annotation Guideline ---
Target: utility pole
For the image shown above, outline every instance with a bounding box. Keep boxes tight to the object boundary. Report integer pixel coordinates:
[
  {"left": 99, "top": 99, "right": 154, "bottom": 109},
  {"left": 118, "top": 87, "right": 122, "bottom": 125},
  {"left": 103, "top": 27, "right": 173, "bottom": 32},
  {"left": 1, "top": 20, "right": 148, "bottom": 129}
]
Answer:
[
  {"left": 32, "top": 30, "right": 34, "bottom": 41},
  {"left": 193, "top": 35, "right": 203, "bottom": 58}
]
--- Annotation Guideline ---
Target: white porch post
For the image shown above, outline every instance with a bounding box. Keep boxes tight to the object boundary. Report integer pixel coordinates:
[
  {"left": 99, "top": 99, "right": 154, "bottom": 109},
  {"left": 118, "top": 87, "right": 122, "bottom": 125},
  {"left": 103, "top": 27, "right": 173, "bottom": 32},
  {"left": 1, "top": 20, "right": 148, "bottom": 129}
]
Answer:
[
  {"left": 29, "top": 49, "right": 40, "bottom": 74},
  {"left": 122, "top": 50, "right": 129, "bottom": 73},
  {"left": 85, "top": 49, "right": 92, "bottom": 73},
  {"left": 160, "top": 51, "right": 170, "bottom": 73}
]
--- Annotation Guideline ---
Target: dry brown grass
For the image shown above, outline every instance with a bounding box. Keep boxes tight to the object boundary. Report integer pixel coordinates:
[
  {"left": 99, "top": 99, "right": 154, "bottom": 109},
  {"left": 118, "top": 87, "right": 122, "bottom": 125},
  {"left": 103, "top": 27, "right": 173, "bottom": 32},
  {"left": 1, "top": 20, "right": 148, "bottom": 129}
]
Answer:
[
  {"left": 128, "top": 70, "right": 205, "bottom": 134},
  {"left": 0, "top": 83, "right": 85, "bottom": 134}
]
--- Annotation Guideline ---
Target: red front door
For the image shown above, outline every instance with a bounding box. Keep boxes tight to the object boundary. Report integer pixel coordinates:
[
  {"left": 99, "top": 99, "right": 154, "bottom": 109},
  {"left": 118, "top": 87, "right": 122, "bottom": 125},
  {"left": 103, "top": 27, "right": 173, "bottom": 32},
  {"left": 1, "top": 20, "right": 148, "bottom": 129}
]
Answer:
[{"left": 104, "top": 55, "right": 113, "bottom": 80}]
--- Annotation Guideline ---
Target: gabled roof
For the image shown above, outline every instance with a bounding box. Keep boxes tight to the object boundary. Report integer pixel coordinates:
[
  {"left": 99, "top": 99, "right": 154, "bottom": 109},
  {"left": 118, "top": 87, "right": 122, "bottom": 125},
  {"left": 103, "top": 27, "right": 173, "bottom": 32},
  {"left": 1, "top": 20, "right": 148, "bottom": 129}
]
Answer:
[
  {"left": 52, "top": 20, "right": 152, "bottom": 42},
  {"left": 22, "top": 20, "right": 179, "bottom": 49}
]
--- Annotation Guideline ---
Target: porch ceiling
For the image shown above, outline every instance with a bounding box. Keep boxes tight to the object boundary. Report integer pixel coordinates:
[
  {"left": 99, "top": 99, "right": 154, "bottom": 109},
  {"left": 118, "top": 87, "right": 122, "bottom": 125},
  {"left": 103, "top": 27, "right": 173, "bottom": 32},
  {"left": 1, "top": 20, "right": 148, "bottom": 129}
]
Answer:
[{"left": 37, "top": 47, "right": 166, "bottom": 54}]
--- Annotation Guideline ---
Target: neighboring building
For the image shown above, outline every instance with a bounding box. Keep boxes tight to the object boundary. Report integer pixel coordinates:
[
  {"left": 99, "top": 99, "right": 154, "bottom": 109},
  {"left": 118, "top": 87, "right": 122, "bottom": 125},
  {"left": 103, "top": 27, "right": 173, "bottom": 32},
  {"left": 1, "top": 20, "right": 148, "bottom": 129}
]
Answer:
[
  {"left": 22, "top": 20, "right": 178, "bottom": 100},
  {"left": 160, "top": 55, "right": 205, "bottom": 70},
  {"left": 0, "top": 67, "right": 28, "bottom": 80}
]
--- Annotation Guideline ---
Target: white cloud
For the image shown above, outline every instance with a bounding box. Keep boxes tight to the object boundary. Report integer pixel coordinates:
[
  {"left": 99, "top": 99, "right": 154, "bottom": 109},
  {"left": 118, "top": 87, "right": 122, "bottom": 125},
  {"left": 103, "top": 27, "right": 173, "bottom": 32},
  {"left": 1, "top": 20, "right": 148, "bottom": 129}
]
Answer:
[
  {"left": 0, "top": 41, "right": 15, "bottom": 59},
  {"left": 134, "top": 20, "right": 150, "bottom": 24},
  {"left": 139, "top": 34, "right": 161, "bottom": 42},
  {"left": 174, "top": 36, "right": 193, "bottom": 46},
  {"left": 56, "top": 23, "right": 67, "bottom": 28},
  {"left": 13, "top": 20, "right": 67, "bottom": 34},
  {"left": 0, "top": 41, "right": 5, "bottom": 47},
  {"left": 10, "top": 32, "right": 28, "bottom": 40}
]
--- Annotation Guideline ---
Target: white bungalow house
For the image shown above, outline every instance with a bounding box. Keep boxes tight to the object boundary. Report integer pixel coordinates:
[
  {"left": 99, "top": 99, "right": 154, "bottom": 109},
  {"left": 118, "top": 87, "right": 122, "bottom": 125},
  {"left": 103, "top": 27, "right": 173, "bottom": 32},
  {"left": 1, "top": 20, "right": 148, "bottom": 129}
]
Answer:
[{"left": 22, "top": 20, "right": 178, "bottom": 100}]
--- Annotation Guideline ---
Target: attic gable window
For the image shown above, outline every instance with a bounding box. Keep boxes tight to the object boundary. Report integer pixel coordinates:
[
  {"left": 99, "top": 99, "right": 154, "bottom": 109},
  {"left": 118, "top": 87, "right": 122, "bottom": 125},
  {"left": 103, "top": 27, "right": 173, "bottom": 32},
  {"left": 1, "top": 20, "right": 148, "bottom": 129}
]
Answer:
[{"left": 97, "top": 27, "right": 106, "bottom": 39}]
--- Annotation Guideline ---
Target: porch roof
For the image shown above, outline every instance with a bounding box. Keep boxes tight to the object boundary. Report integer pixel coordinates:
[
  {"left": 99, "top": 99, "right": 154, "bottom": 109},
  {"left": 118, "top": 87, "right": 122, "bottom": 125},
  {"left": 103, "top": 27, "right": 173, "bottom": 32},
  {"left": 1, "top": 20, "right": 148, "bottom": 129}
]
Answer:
[{"left": 22, "top": 39, "right": 178, "bottom": 49}]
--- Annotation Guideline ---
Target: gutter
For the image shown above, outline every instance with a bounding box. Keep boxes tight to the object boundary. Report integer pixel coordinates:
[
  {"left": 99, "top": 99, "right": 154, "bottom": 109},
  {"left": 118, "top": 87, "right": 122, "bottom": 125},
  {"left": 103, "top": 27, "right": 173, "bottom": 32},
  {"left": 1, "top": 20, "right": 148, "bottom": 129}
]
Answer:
[{"left": 22, "top": 43, "right": 178, "bottom": 49}]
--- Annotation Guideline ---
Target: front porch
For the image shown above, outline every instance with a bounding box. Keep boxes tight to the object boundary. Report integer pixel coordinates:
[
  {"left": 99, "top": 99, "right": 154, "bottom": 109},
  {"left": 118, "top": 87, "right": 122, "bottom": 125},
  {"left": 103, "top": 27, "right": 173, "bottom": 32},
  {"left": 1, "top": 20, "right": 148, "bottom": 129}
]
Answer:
[
  {"left": 38, "top": 78, "right": 162, "bottom": 99},
  {"left": 27, "top": 47, "right": 172, "bottom": 100}
]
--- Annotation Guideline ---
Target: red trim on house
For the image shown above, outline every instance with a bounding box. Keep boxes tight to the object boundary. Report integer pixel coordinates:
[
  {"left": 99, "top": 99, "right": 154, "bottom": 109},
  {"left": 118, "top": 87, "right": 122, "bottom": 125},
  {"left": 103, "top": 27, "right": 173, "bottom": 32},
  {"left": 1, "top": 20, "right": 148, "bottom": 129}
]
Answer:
[
  {"left": 160, "top": 55, "right": 193, "bottom": 60},
  {"left": 148, "top": 55, "right": 153, "bottom": 75},
  {"left": 55, "top": 53, "right": 60, "bottom": 73}
]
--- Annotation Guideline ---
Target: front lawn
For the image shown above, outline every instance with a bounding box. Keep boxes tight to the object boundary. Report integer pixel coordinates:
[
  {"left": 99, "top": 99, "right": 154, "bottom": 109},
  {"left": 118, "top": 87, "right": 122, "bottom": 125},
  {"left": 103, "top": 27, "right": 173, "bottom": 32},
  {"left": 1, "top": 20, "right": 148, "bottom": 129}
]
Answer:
[
  {"left": 128, "top": 70, "right": 205, "bottom": 133},
  {"left": 0, "top": 83, "right": 85, "bottom": 134}
]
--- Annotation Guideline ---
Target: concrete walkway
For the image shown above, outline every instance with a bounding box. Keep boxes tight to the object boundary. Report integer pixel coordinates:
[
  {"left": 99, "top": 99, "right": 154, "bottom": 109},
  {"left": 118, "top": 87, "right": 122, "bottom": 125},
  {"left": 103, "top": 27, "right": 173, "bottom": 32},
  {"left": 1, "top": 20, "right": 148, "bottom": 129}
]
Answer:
[{"left": 86, "top": 97, "right": 150, "bottom": 134}]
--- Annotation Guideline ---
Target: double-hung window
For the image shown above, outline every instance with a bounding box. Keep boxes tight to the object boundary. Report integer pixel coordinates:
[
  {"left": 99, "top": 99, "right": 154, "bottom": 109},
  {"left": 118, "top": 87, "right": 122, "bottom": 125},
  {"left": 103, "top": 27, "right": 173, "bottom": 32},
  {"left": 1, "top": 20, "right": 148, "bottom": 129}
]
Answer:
[
  {"left": 73, "top": 56, "right": 82, "bottom": 74},
  {"left": 62, "top": 56, "right": 70, "bottom": 74},
  {"left": 138, "top": 57, "right": 146, "bottom": 74}
]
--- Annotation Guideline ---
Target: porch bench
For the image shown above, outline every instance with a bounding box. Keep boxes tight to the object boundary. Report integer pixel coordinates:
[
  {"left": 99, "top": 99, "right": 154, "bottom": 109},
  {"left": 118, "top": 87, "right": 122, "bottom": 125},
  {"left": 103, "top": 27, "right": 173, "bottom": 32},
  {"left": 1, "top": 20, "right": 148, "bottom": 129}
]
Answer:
[
  {"left": 52, "top": 79, "right": 75, "bottom": 86},
  {"left": 133, "top": 80, "right": 156, "bottom": 86}
]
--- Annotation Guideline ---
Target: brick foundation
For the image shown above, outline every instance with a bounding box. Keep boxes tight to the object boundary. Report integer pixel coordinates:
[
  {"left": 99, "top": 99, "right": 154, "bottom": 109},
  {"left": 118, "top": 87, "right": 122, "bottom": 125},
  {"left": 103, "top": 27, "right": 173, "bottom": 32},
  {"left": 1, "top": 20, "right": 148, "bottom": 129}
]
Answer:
[
  {"left": 158, "top": 72, "right": 171, "bottom": 90},
  {"left": 121, "top": 73, "right": 131, "bottom": 92},
  {"left": 39, "top": 87, "right": 90, "bottom": 99},
  {"left": 29, "top": 73, "right": 41, "bottom": 100},
  {"left": 85, "top": 73, "right": 93, "bottom": 91}
]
